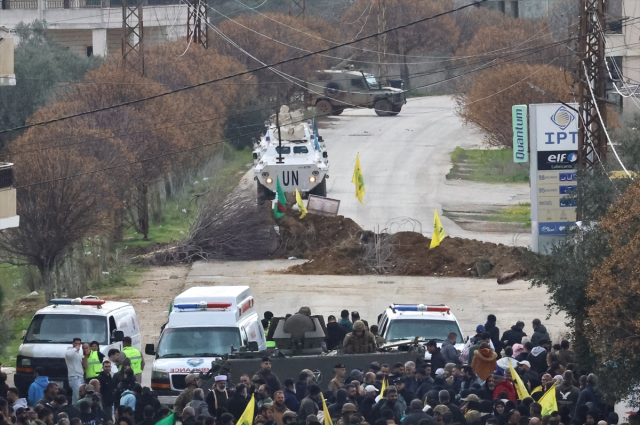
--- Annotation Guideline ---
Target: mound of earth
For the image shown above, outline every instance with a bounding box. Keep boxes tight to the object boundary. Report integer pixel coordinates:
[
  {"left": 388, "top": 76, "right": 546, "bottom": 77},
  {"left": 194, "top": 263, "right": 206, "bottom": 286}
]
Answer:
[{"left": 273, "top": 212, "right": 526, "bottom": 278}]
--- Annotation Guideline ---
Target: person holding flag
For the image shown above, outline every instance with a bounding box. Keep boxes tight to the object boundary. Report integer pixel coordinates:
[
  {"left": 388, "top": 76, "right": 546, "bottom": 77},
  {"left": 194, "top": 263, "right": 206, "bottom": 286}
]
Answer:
[
  {"left": 508, "top": 361, "right": 531, "bottom": 401},
  {"left": 538, "top": 381, "right": 559, "bottom": 416},
  {"left": 320, "top": 390, "right": 333, "bottom": 425},
  {"left": 235, "top": 394, "right": 256, "bottom": 425}
]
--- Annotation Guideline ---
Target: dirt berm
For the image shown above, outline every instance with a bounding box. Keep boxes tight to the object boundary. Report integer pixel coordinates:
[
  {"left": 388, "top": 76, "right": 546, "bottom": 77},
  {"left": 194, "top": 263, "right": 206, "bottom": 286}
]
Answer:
[{"left": 274, "top": 213, "right": 526, "bottom": 278}]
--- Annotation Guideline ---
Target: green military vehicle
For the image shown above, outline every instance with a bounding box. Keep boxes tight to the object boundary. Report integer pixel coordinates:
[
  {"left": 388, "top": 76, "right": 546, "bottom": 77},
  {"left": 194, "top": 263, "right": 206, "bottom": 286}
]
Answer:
[{"left": 306, "top": 69, "right": 405, "bottom": 117}]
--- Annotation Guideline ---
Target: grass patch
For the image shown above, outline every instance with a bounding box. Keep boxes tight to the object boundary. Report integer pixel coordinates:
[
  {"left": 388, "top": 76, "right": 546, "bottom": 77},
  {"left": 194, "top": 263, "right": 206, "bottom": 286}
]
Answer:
[
  {"left": 447, "top": 147, "right": 529, "bottom": 183},
  {"left": 486, "top": 203, "right": 531, "bottom": 227}
]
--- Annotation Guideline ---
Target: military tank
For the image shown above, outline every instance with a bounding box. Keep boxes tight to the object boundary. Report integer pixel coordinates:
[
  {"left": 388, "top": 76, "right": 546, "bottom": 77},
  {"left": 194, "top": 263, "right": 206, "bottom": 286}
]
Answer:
[
  {"left": 253, "top": 106, "right": 329, "bottom": 205},
  {"left": 199, "top": 309, "right": 425, "bottom": 392}
]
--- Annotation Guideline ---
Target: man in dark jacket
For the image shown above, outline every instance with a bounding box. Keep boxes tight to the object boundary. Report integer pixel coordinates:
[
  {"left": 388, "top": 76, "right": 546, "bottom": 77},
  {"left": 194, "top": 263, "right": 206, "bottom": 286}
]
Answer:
[
  {"left": 252, "top": 357, "right": 282, "bottom": 392},
  {"left": 283, "top": 379, "right": 300, "bottom": 413},
  {"left": 96, "top": 361, "right": 114, "bottom": 420},
  {"left": 325, "top": 316, "right": 348, "bottom": 350},
  {"left": 556, "top": 370, "right": 580, "bottom": 417},
  {"left": 426, "top": 340, "right": 446, "bottom": 377},
  {"left": 357, "top": 386, "right": 378, "bottom": 425},
  {"left": 402, "top": 400, "right": 434, "bottom": 425},
  {"left": 295, "top": 371, "right": 311, "bottom": 403},
  {"left": 527, "top": 342, "right": 548, "bottom": 375},
  {"left": 531, "top": 319, "right": 551, "bottom": 346},
  {"left": 556, "top": 341, "right": 576, "bottom": 367},
  {"left": 226, "top": 384, "right": 249, "bottom": 421},
  {"left": 484, "top": 315, "right": 501, "bottom": 356},
  {"left": 501, "top": 322, "right": 527, "bottom": 348},
  {"left": 371, "top": 388, "right": 401, "bottom": 424},
  {"left": 298, "top": 384, "right": 321, "bottom": 422},
  {"left": 441, "top": 333, "right": 459, "bottom": 366},
  {"left": 439, "top": 390, "right": 466, "bottom": 425}
]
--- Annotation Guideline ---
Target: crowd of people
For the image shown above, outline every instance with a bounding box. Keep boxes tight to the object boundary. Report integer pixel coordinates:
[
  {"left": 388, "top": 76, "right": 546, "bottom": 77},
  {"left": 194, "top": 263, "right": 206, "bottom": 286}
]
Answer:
[{"left": 0, "top": 311, "right": 631, "bottom": 425}]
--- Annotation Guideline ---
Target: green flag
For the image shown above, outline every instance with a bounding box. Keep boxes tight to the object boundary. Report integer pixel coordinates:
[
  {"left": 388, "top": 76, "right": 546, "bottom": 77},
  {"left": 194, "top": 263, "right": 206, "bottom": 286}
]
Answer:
[
  {"left": 155, "top": 412, "right": 175, "bottom": 425},
  {"left": 273, "top": 176, "right": 286, "bottom": 219}
]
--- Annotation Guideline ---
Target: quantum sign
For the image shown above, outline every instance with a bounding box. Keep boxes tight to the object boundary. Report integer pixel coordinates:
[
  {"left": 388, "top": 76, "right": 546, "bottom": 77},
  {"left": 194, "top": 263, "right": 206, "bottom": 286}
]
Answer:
[{"left": 512, "top": 105, "right": 528, "bottom": 163}]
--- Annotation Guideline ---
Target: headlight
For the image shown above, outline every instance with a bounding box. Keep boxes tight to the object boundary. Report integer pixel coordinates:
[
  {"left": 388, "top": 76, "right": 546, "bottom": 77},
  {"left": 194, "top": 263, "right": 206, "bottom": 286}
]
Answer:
[
  {"left": 266, "top": 178, "right": 273, "bottom": 184},
  {"left": 309, "top": 176, "right": 316, "bottom": 183},
  {"left": 21, "top": 358, "right": 31, "bottom": 366},
  {"left": 152, "top": 370, "right": 170, "bottom": 380}
]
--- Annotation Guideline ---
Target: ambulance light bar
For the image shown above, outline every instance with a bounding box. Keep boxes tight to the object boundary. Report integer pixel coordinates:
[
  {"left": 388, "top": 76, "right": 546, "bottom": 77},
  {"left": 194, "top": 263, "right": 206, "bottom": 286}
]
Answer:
[
  {"left": 51, "top": 298, "right": 106, "bottom": 306},
  {"left": 174, "top": 302, "right": 233, "bottom": 311},
  {"left": 391, "top": 304, "right": 450, "bottom": 313}
]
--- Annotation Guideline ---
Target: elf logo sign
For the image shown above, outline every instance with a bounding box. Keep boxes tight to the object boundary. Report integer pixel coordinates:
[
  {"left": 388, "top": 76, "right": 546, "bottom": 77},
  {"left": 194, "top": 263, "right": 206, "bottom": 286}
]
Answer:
[{"left": 537, "top": 150, "right": 578, "bottom": 170}]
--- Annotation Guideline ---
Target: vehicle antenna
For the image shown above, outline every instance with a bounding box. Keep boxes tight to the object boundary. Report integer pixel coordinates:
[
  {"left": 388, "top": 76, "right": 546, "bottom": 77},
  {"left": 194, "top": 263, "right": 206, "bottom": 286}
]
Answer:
[{"left": 276, "top": 104, "right": 284, "bottom": 164}]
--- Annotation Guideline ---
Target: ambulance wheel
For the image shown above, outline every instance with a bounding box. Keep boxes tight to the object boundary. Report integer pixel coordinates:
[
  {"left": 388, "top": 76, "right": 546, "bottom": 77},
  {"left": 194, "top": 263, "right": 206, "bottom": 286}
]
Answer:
[
  {"left": 309, "top": 178, "right": 327, "bottom": 197},
  {"left": 316, "top": 99, "right": 333, "bottom": 117},
  {"left": 374, "top": 99, "right": 393, "bottom": 117},
  {"left": 257, "top": 182, "right": 272, "bottom": 206}
]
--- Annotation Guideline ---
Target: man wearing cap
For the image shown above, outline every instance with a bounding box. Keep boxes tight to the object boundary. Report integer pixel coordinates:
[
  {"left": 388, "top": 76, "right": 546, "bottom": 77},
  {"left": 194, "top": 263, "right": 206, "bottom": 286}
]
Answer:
[
  {"left": 402, "top": 399, "right": 434, "bottom": 425},
  {"left": 329, "top": 365, "right": 347, "bottom": 393},
  {"left": 336, "top": 403, "right": 357, "bottom": 425},
  {"left": 432, "top": 405, "right": 450, "bottom": 425},
  {"left": 253, "top": 357, "right": 282, "bottom": 392},
  {"left": 357, "top": 385, "right": 378, "bottom": 424},
  {"left": 343, "top": 321, "right": 376, "bottom": 354},
  {"left": 75, "top": 384, "right": 96, "bottom": 407},
  {"left": 206, "top": 375, "right": 230, "bottom": 418},
  {"left": 15, "top": 407, "right": 32, "bottom": 425},
  {"left": 282, "top": 411, "right": 298, "bottom": 425},
  {"left": 516, "top": 361, "right": 538, "bottom": 389},
  {"left": 174, "top": 374, "right": 200, "bottom": 420}
]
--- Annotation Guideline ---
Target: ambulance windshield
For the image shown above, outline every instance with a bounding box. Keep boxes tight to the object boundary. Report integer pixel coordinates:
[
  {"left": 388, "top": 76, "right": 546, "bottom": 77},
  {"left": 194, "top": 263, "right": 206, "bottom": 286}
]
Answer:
[
  {"left": 24, "top": 314, "right": 108, "bottom": 344},
  {"left": 386, "top": 319, "right": 462, "bottom": 342},
  {"left": 157, "top": 327, "right": 242, "bottom": 358}
]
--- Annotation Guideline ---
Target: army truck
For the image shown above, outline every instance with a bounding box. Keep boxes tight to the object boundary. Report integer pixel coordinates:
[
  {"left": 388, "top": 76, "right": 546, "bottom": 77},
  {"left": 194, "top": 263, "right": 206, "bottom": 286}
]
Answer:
[
  {"left": 306, "top": 69, "right": 405, "bottom": 117},
  {"left": 196, "top": 312, "right": 425, "bottom": 395}
]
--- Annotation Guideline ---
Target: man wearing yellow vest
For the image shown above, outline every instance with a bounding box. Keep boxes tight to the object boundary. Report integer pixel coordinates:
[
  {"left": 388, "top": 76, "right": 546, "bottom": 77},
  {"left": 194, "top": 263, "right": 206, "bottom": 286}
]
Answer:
[
  {"left": 122, "top": 337, "right": 144, "bottom": 384},
  {"left": 83, "top": 341, "right": 105, "bottom": 382}
]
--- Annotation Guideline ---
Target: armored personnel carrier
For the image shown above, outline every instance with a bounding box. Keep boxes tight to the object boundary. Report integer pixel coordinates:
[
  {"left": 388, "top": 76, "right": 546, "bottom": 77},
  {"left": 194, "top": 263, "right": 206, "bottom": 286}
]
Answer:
[
  {"left": 253, "top": 106, "right": 329, "bottom": 205},
  {"left": 306, "top": 69, "right": 405, "bottom": 117}
]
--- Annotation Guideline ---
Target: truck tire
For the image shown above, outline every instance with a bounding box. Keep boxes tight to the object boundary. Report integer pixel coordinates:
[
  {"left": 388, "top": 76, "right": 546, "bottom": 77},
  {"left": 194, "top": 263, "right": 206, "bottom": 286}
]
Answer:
[
  {"left": 309, "top": 177, "right": 327, "bottom": 197},
  {"left": 374, "top": 99, "right": 393, "bottom": 117},
  {"left": 324, "top": 82, "right": 341, "bottom": 97},
  {"left": 316, "top": 99, "right": 333, "bottom": 117},
  {"left": 389, "top": 105, "right": 402, "bottom": 116},
  {"left": 257, "top": 181, "right": 273, "bottom": 206},
  {"left": 332, "top": 109, "right": 344, "bottom": 116}
]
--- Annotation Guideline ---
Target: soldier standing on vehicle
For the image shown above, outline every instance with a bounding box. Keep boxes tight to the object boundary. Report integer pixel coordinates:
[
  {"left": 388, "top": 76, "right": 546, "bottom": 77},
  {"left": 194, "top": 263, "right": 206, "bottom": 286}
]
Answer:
[
  {"left": 343, "top": 321, "right": 376, "bottom": 354},
  {"left": 174, "top": 374, "right": 199, "bottom": 420},
  {"left": 328, "top": 364, "right": 347, "bottom": 393},
  {"left": 121, "top": 338, "right": 144, "bottom": 384},
  {"left": 253, "top": 357, "right": 282, "bottom": 392}
]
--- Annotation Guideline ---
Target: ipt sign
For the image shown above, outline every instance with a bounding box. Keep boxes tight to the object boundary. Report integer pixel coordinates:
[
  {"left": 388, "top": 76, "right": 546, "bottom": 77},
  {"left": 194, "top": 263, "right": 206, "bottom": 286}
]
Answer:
[{"left": 537, "top": 105, "right": 578, "bottom": 151}]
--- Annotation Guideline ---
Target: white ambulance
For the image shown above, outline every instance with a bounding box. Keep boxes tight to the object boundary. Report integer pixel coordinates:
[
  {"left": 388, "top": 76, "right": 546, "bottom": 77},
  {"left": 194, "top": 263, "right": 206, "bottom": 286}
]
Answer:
[
  {"left": 15, "top": 297, "right": 141, "bottom": 397},
  {"left": 146, "top": 286, "right": 265, "bottom": 405}
]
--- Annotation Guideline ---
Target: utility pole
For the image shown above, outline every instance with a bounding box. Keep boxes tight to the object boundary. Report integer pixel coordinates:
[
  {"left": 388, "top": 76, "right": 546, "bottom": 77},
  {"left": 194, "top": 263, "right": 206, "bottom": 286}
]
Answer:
[
  {"left": 289, "top": 0, "right": 305, "bottom": 18},
  {"left": 377, "top": 0, "right": 387, "bottom": 82},
  {"left": 186, "top": 0, "right": 208, "bottom": 49},
  {"left": 576, "top": 0, "right": 607, "bottom": 170},
  {"left": 122, "top": 0, "right": 144, "bottom": 76}
]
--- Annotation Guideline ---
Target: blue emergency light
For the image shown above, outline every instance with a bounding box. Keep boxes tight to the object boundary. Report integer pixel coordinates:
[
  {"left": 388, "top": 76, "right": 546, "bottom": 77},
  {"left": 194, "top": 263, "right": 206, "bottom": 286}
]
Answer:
[
  {"left": 51, "top": 298, "right": 105, "bottom": 306},
  {"left": 174, "top": 301, "right": 232, "bottom": 311},
  {"left": 392, "top": 304, "right": 450, "bottom": 313}
]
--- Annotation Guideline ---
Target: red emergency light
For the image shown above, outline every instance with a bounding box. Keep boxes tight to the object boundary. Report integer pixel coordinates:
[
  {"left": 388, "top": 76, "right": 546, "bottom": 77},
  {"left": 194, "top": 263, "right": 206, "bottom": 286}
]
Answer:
[
  {"left": 174, "top": 302, "right": 232, "bottom": 311},
  {"left": 392, "top": 304, "right": 450, "bottom": 313},
  {"left": 51, "top": 298, "right": 106, "bottom": 306}
]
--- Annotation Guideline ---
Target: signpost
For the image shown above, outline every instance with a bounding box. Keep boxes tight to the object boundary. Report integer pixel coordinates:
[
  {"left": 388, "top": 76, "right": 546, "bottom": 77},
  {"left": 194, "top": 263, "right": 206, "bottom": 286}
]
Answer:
[
  {"left": 512, "top": 105, "right": 528, "bottom": 163},
  {"left": 528, "top": 103, "right": 579, "bottom": 253}
]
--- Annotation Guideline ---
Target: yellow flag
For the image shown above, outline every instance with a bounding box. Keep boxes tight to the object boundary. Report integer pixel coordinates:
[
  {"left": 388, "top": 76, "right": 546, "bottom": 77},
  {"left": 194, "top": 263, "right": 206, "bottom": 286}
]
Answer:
[
  {"left": 531, "top": 386, "right": 542, "bottom": 394},
  {"left": 295, "top": 188, "right": 308, "bottom": 219},
  {"left": 380, "top": 378, "right": 387, "bottom": 399},
  {"left": 237, "top": 394, "right": 255, "bottom": 425},
  {"left": 539, "top": 382, "right": 558, "bottom": 416},
  {"left": 321, "top": 392, "right": 333, "bottom": 425},
  {"left": 430, "top": 209, "right": 446, "bottom": 248},
  {"left": 508, "top": 360, "right": 530, "bottom": 401},
  {"left": 351, "top": 154, "right": 365, "bottom": 204}
]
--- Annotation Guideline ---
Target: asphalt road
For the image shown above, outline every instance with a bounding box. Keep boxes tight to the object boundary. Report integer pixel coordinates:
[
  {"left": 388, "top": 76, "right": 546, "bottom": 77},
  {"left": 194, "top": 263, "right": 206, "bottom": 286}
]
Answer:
[{"left": 320, "top": 96, "right": 530, "bottom": 246}]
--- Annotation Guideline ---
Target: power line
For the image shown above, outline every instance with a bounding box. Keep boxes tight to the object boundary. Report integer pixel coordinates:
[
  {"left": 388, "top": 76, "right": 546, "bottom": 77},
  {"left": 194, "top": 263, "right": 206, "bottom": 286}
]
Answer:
[{"left": 0, "top": 0, "right": 487, "bottom": 136}]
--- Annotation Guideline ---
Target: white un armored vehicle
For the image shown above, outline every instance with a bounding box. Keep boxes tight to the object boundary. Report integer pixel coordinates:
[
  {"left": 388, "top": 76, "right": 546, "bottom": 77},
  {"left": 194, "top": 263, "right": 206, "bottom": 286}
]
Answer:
[{"left": 253, "top": 106, "right": 329, "bottom": 205}]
